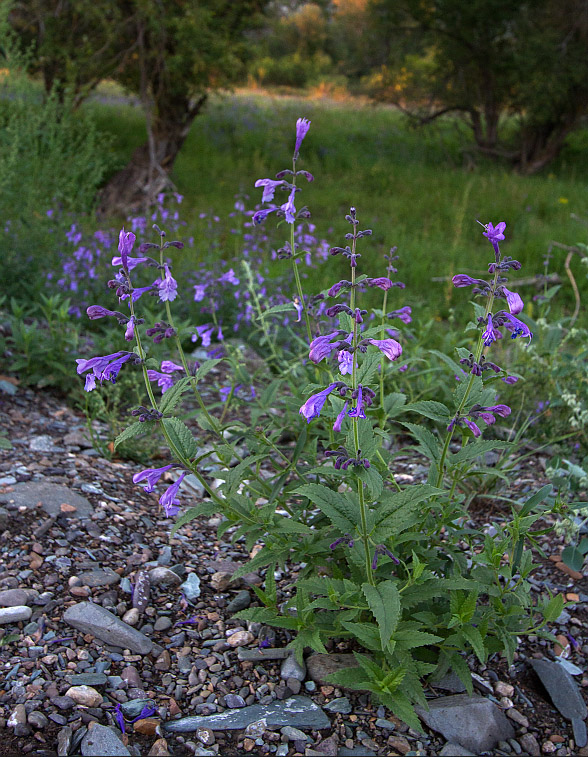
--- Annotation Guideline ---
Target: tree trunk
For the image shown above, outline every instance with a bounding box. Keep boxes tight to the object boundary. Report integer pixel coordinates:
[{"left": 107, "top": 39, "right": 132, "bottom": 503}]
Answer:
[{"left": 97, "top": 93, "right": 207, "bottom": 217}]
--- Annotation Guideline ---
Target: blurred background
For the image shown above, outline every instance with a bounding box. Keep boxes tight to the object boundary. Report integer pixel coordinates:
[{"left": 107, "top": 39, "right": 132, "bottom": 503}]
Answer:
[{"left": 1, "top": 0, "right": 587, "bottom": 455}]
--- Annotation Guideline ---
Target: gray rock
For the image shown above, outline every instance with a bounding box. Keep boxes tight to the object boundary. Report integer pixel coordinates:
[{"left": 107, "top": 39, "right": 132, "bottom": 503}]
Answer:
[
  {"left": 27, "top": 711, "right": 49, "bottom": 729},
  {"left": 57, "top": 726, "right": 73, "bottom": 757},
  {"left": 78, "top": 568, "right": 120, "bottom": 587},
  {"left": 0, "top": 506, "right": 8, "bottom": 529},
  {"left": 164, "top": 695, "right": 330, "bottom": 732},
  {"left": 226, "top": 590, "right": 251, "bottom": 613},
  {"left": 149, "top": 567, "right": 182, "bottom": 587},
  {"left": 434, "top": 671, "right": 468, "bottom": 693},
  {"left": 223, "top": 694, "right": 246, "bottom": 709},
  {"left": 530, "top": 658, "right": 587, "bottom": 747},
  {"left": 81, "top": 724, "right": 130, "bottom": 756},
  {"left": 180, "top": 572, "right": 201, "bottom": 601},
  {"left": 29, "top": 434, "right": 62, "bottom": 452},
  {"left": 0, "top": 588, "right": 38, "bottom": 607},
  {"left": 237, "top": 647, "right": 292, "bottom": 661},
  {"left": 415, "top": 694, "right": 515, "bottom": 753},
  {"left": 132, "top": 571, "right": 150, "bottom": 611},
  {"left": 281, "top": 726, "right": 310, "bottom": 741},
  {"left": 0, "top": 605, "right": 32, "bottom": 624},
  {"left": 0, "top": 379, "right": 17, "bottom": 396},
  {"left": 66, "top": 673, "right": 108, "bottom": 686},
  {"left": 154, "top": 616, "right": 172, "bottom": 632},
  {"left": 338, "top": 748, "right": 376, "bottom": 757},
  {"left": 555, "top": 658, "right": 584, "bottom": 676},
  {"left": 120, "top": 699, "right": 156, "bottom": 720},
  {"left": 306, "top": 653, "right": 360, "bottom": 687},
  {"left": 519, "top": 732, "right": 541, "bottom": 757},
  {"left": 281, "top": 654, "right": 306, "bottom": 682},
  {"left": 323, "top": 697, "right": 352, "bottom": 715},
  {"left": 244, "top": 718, "right": 267, "bottom": 738},
  {"left": 375, "top": 718, "right": 397, "bottom": 731},
  {"left": 439, "top": 744, "right": 475, "bottom": 756},
  {"left": 0, "top": 481, "right": 93, "bottom": 518},
  {"left": 63, "top": 602, "right": 153, "bottom": 654}
]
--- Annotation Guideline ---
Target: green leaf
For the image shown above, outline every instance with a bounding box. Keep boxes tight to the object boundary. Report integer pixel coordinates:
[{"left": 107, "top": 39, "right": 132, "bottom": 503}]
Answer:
[
  {"left": 561, "top": 545, "right": 585, "bottom": 572},
  {"left": 162, "top": 417, "right": 197, "bottom": 459},
  {"left": 194, "top": 359, "right": 223, "bottom": 382},
  {"left": 295, "top": 483, "right": 356, "bottom": 533},
  {"left": 341, "top": 621, "right": 384, "bottom": 651},
  {"left": 356, "top": 466, "right": 383, "bottom": 499},
  {"left": 518, "top": 485, "right": 553, "bottom": 516},
  {"left": 399, "top": 422, "right": 441, "bottom": 462},
  {"left": 326, "top": 665, "right": 369, "bottom": 689},
  {"left": 460, "top": 625, "right": 487, "bottom": 664},
  {"left": 403, "top": 400, "right": 451, "bottom": 422},
  {"left": 0, "top": 435, "right": 12, "bottom": 450},
  {"left": 362, "top": 580, "right": 401, "bottom": 651},
  {"left": 271, "top": 516, "right": 313, "bottom": 535},
  {"left": 542, "top": 592, "right": 565, "bottom": 623},
  {"left": 450, "top": 440, "right": 511, "bottom": 464},
  {"left": 374, "top": 485, "right": 443, "bottom": 541},
  {"left": 392, "top": 629, "right": 443, "bottom": 650},
  {"left": 159, "top": 376, "right": 193, "bottom": 415},
  {"left": 357, "top": 351, "right": 381, "bottom": 387},
  {"left": 114, "top": 421, "right": 149, "bottom": 449},
  {"left": 170, "top": 502, "right": 219, "bottom": 536},
  {"left": 257, "top": 302, "right": 297, "bottom": 319}
]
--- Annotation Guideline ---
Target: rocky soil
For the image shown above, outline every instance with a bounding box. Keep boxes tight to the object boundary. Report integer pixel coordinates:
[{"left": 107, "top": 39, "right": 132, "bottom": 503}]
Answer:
[{"left": 0, "top": 378, "right": 587, "bottom": 757}]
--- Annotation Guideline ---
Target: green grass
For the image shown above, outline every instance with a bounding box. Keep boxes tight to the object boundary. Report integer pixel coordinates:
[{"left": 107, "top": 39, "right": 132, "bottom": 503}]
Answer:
[{"left": 87, "top": 90, "right": 588, "bottom": 320}]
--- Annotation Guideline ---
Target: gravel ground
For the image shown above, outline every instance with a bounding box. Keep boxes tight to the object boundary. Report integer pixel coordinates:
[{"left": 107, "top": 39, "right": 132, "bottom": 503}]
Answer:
[{"left": 0, "top": 380, "right": 587, "bottom": 757}]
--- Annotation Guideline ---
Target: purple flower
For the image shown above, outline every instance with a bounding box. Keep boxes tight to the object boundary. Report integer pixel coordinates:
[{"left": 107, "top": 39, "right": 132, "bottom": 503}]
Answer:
[
  {"left": 124, "top": 316, "right": 136, "bottom": 341},
  {"left": 219, "top": 268, "right": 239, "bottom": 286},
  {"left": 294, "top": 117, "right": 311, "bottom": 157},
  {"left": 86, "top": 305, "right": 121, "bottom": 320},
  {"left": 76, "top": 351, "right": 134, "bottom": 391},
  {"left": 193, "top": 324, "right": 215, "bottom": 346},
  {"left": 133, "top": 464, "right": 174, "bottom": 493},
  {"left": 501, "top": 313, "right": 533, "bottom": 341},
  {"left": 281, "top": 188, "right": 297, "bottom": 224},
  {"left": 482, "top": 313, "right": 498, "bottom": 346},
  {"left": 329, "top": 533, "right": 354, "bottom": 549},
  {"left": 338, "top": 350, "right": 353, "bottom": 375},
  {"left": 367, "top": 277, "right": 395, "bottom": 290},
  {"left": 111, "top": 254, "right": 148, "bottom": 271},
  {"left": 147, "top": 370, "right": 175, "bottom": 393},
  {"left": 194, "top": 284, "right": 207, "bottom": 301},
  {"left": 309, "top": 332, "right": 340, "bottom": 363},
  {"left": 371, "top": 545, "right": 400, "bottom": 570},
  {"left": 463, "top": 418, "right": 482, "bottom": 437},
  {"left": 483, "top": 221, "right": 506, "bottom": 252},
  {"left": 159, "top": 471, "right": 187, "bottom": 517},
  {"left": 333, "top": 402, "right": 348, "bottom": 432},
  {"left": 114, "top": 703, "right": 126, "bottom": 733},
  {"left": 502, "top": 375, "right": 518, "bottom": 384},
  {"left": 328, "top": 280, "right": 351, "bottom": 297},
  {"left": 161, "top": 360, "right": 184, "bottom": 374},
  {"left": 127, "top": 284, "right": 155, "bottom": 303},
  {"left": 367, "top": 338, "right": 402, "bottom": 361},
  {"left": 299, "top": 383, "right": 338, "bottom": 423},
  {"left": 253, "top": 207, "right": 277, "bottom": 225},
  {"left": 255, "top": 179, "right": 285, "bottom": 203},
  {"left": 117, "top": 228, "right": 136, "bottom": 271},
  {"left": 348, "top": 385, "right": 366, "bottom": 419},
  {"left": 293, "top": 297, "right": 303, "bottom": 322},
  {"left": 503, "top": 287, "right": 524, "bottom": 315},
  {"left": 452, "top": 274, "right": 485, "bottom": 288},
  {"left": 387, "top": 306, "right": 412, "bottom": 324},
  {"left": 157, "top": 265, "right": 178, "bottom": 302}
]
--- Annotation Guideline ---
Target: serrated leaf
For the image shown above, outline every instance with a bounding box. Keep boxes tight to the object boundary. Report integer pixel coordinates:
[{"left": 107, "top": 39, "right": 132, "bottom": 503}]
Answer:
[
  {"left": 223, "top": 453, "right": 266, "bottom": 493},
  {"left": 362, "top": 580, "right": 401, "bottom": 650},
  {"left": 357, "top": 351, "right": 381, "bottom": 387},
  {"left": 374, "top": 485, "right": 443, "bottom": 541},
  {"left": 170, "top": 502, "right": 219, "bottom": 535},
  {"left": 159, "top": 376, "right": 193, "bottom": 415},
  {"left": 399, "top": 421, "right": 441, "bottom": 462},
  {"left": 341, "top": 621, "right": 383, "bottom": 651},
  {"left": 392, "top": 629, "right": 443, "bottom": 650},
  {"left": 295, "top": 483, "right": 356, "bottom": 533},
  {"left": 114, "top": 421, "right": 149, "bottom": 449},
  {"left": 194, "top": 359, "right": 223, "bottom": 382},
  {"left": 403, "top": 400, "right": 451, "bottom": 422},
  {"left": 460, "top": 625, "right": 487, "bottom": 664},
  {"left": 162, "top": 417, "right": 197, "bottom": 459},
  {"left": 272, "top": 516, "right": 313, "bottom": 534},
  {"left": 543, "top": 593, "right": 565, "bottom": 623},
  {"left": 356, "top": 466, "right": 383, "bottom": 499},
  {"left": 257, "top": 302, "right": 297, "bottom": 319}
]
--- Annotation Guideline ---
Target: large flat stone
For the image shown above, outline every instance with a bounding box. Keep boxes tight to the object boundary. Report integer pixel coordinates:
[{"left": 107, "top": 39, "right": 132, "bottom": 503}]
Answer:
[
  {"left": 0, "top": 482, "right": 94, "bottom": 519},
  {"left": 81, "top": 724, "right": 130, "bottom": 756},
  {"left": 415, "top": 694, "right": 515, "bottom": 753},
  {"left": 63, "top": 602, "right": 153, "bottom": 655},
  {"left": 530, "top": 659, "right": 587, "bottom": 747},
  {"left": 164, "top": 696, "right": 330, "bottom": 733}
]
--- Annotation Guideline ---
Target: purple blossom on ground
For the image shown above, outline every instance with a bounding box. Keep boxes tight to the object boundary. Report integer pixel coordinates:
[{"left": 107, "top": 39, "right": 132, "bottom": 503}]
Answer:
[
  {"left": 299, "top": 383, "right": 338, "bottom": 423},
  {"left": 133, "top": 464, "right": 174, "bottom": 493},
  {"left": 294, "top": 117, "right": 311, "bottom": 157}
]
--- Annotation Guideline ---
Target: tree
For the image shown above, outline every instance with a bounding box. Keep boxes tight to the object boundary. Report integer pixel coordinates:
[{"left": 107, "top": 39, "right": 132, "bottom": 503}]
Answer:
[
  {"left": 11, "top": 0, "right": 269, "bottom": 213},
  {"left": 365, "top": 0, "right": 588, "bottom": 173}
]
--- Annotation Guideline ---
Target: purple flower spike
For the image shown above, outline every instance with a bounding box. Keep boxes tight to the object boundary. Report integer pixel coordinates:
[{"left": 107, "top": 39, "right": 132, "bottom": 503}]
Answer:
[
  {"left": 503, "top": 287, "right": 524, "bottom": 315},
  {"left": 367, "top": 338, "right": 402, "bottom": 361},
  {"left": 133, "top": 464, "right": 174, "bottom": 493},
  {"left": 159, "top": 471, "right": 187, "bottom": 517},
  {"left": 255, "top": 178, "right": 285, "bottom": 203},
  {"left": 333, "top": 402, "right": 348, "bottom": 432},
  {"left": 294, "top": 117, "right": 311, "bottom": 157},
  {"left": 299, "top": 383, "right": 338, "bottom": 423},
  {"left": 118, "top": 228, "right": 136, "bottom": 271}
]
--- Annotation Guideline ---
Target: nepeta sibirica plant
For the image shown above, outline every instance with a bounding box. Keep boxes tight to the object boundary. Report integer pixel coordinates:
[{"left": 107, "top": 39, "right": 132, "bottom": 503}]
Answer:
[{"left": 74, "top": 118, "right": 562, "bottom": 732}]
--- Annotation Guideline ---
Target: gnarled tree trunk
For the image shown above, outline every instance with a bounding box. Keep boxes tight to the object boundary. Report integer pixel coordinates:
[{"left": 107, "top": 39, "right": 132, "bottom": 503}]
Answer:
[{"left": 97, "top": 92, "right": 207, "bottom": 217}]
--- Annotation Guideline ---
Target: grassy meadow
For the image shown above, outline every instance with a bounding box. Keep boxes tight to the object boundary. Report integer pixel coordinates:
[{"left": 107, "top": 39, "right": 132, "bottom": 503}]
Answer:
[{"left": 87, "top": 88, "right": 588, "bottom": 321}]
